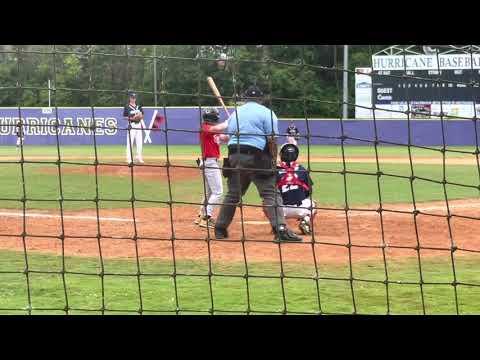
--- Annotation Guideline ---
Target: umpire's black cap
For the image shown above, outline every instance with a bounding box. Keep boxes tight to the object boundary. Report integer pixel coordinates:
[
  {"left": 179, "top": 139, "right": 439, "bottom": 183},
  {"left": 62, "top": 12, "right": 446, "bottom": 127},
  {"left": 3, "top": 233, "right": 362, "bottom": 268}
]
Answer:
[{"left": 243, "top": 85, "right": 264, "bottom": 99}]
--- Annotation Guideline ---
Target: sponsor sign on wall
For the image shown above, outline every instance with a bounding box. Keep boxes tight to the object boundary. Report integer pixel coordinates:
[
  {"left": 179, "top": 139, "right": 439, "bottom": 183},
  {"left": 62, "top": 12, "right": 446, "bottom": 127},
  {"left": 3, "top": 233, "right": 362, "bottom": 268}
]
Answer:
[
  {"left": 355, "top": 68, "right": 373, "bottom": 119},
  {"left": 356, "top": 54, "right": 480, "bottom": 119},
  {"left": 1, "top": 107, "right": 478, "bottom": 147}
]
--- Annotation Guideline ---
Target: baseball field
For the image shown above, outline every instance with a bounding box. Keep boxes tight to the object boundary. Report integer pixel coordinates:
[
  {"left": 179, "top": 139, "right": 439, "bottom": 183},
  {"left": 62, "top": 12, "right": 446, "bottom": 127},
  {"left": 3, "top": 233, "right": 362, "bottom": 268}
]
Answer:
[{"left": 1, "top": 144, "right": 480, "bottom": 314}]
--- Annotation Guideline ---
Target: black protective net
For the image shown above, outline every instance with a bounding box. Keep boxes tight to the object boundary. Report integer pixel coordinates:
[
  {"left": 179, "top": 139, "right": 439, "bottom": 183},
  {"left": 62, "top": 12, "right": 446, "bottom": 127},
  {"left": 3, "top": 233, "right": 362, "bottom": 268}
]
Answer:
[{"left": 0, "top": 45, "right": 479, "bottom": 314}]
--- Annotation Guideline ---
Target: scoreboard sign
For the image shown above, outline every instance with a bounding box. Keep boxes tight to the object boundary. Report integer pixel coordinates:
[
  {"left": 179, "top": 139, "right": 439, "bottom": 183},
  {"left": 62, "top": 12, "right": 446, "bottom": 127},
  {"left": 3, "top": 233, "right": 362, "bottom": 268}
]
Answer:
[
  {"left": 355, "top": 54, "right": 480, "bottom": 119},
  {"left": 372, "top": 54, "right": 480, "bottom": 71}
]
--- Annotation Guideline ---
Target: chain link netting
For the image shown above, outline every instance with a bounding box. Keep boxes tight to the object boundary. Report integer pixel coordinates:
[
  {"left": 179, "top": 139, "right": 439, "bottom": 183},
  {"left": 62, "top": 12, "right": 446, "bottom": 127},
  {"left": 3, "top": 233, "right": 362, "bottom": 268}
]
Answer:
[{"left": 0, "top": 45, "right": 479, "bottom": 314}]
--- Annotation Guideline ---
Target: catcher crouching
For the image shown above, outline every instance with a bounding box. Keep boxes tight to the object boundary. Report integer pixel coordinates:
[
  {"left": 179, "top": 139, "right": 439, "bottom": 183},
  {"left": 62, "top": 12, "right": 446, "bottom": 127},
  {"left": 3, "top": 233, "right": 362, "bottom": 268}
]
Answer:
[{"left": 275, "top": 143, "right": 316, "bottom": 235}]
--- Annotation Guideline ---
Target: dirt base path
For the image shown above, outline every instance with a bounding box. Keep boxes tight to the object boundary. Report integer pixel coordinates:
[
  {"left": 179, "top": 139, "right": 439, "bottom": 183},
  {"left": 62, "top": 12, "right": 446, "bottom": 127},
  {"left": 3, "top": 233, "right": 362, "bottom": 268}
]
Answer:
[
  {"left": 1, "top": 154, "right": 478, "bottom": 165},
  {"left": 38, "top": 164, "right": 199, "bottom": 181},
  {"left": 0, "top": 198, "right": 479, "bottom": 264}
]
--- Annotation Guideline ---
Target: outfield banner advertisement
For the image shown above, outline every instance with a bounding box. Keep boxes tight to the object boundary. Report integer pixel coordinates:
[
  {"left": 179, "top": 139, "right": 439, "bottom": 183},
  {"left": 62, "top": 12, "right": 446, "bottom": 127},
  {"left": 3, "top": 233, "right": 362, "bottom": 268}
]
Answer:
[
  {"left": 0, "top": 107, "right": 479, "bottom": 146},
  {"left": 372, "top": 54, "right": 480, "bottom": 71},
  {"left": 355, "top": 67, "right": 374, "bottom": 119},
  {"left": 0, "top": 107, "right": 221, "bottom": 146},
  {"left": 356, "top": 55, "right": 480, "bottom": 120}
]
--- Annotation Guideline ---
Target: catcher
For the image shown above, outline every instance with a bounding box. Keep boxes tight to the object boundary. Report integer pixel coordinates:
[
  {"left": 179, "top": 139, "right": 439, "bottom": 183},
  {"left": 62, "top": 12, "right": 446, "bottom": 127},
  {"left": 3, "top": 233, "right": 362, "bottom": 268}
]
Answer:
[
  {"left": 194, "top": 107, "right": 229, "bottom": 228},
  {"left": 275, "top": 142, "right": 316, "bottom": 235}
]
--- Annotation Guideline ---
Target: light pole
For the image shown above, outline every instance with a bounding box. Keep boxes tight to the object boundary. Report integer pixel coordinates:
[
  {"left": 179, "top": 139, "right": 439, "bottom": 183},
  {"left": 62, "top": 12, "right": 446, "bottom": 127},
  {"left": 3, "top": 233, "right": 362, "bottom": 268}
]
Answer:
[
  {"left": 48, "top": 79, "right": 51, "bottom": 107},
  {"left": 153, "top": 45, "right": 157, "bottom": 107},
  {"left": 342, "top": 45, "right": 349, "bottom": 119}
]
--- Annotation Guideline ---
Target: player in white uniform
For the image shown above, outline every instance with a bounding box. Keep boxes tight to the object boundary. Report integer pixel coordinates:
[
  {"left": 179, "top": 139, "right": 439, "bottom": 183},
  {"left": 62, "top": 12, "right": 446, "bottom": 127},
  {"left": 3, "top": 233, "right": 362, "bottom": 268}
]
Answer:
[
  {"left": 286, "top": 123, "right": 300, "bottom": 146},
  {"left": 15, "top": 119, "right": 25, "bottom": 151},
  {"left": 123, "top": 91, "right": 144, "bottom": 164}
]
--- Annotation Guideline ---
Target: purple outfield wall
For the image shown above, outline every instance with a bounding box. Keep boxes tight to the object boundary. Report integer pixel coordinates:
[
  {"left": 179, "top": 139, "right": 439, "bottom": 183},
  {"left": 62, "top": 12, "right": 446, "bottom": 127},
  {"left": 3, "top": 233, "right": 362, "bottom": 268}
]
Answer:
[{"left": 0, "top": 107, "right": 478, "bottom": 146}]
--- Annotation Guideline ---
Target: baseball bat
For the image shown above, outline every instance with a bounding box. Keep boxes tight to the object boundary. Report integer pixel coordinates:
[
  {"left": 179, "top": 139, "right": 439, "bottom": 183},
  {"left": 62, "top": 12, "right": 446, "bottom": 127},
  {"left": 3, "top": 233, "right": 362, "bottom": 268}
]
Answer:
[{"left": 206, "top": 76, "right": 230, "bottom": 117}]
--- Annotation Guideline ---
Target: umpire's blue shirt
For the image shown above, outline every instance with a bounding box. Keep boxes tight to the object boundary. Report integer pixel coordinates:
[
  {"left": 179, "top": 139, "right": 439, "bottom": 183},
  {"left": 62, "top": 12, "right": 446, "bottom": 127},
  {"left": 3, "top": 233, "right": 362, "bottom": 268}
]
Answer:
[{"left": 226, "top": 101, "right": 279, "bottom": 151}]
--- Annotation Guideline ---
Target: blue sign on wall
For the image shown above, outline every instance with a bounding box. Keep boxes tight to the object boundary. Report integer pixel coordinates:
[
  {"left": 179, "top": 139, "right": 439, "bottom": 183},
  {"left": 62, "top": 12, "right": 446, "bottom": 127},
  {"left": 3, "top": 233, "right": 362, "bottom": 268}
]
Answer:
[{"left": 0, "top": 107, "right": 477, "bottom": 147}]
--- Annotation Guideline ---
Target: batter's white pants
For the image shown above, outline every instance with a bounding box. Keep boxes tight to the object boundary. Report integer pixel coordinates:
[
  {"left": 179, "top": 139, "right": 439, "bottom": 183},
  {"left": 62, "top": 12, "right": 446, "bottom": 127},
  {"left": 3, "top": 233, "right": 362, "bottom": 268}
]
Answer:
[
  {"left": 199, "top": 158, "right": 223, "bottom": 218},
  {"left": 282, "top": 198, "right": 316, "bottom": 220},
  {"left": 126, "top": 122, "right": 143, "bottom": 163}
]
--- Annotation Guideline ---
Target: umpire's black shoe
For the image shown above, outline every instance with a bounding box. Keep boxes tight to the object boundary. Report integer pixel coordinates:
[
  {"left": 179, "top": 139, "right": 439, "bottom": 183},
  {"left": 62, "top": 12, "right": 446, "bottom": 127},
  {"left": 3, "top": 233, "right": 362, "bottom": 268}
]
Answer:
[
  {"left": 215, "top": 227, "right": 228, "bottom": 239},
  {"left": 274, "top": 225, "right": 303, "bottom": 243}
]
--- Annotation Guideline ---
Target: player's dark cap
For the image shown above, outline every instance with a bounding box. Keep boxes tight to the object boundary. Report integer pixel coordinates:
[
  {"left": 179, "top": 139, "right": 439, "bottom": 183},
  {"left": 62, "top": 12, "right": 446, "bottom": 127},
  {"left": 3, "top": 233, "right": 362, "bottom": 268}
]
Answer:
[
  {"left": 280, "top": 143, "right": 299, "bottom": 163},
  {"left": 243, "top": 85, "right": 264, "bottom": 99},
  {"left": 127, "top": 91, "right": 137, "bottom": 98},
  {"left": 202, "top": 107, "right": 220, "bottom": 123}
]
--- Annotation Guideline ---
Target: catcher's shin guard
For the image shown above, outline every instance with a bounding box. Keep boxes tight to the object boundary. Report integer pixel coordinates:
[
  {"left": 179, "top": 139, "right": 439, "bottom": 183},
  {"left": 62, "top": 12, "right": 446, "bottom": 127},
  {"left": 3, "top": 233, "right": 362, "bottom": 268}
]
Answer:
[
  {"left": 299, "top": 216, "right": 312, "bottom": 235},
  {"left": 302, "top": 203, "right": 317, "bottom": 235}
]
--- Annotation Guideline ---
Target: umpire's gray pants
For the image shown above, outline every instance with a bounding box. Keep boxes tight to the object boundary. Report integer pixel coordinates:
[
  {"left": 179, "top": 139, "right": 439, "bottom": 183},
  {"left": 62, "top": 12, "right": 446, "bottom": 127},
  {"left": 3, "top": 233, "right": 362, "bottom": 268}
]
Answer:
[{"left": 216, "top": 152, "right": 285, "bottom": 231}]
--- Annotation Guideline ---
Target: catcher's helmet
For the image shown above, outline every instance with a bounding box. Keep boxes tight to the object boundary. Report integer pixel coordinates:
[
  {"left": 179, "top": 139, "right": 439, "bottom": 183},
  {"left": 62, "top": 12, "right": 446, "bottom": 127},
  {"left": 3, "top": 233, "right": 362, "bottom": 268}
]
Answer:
[
  {"left": 202, "top": 107, "right": 220, "bottom": 123},
  {"left": 280, "top": 143, "right": 299, "bottom": 164}
]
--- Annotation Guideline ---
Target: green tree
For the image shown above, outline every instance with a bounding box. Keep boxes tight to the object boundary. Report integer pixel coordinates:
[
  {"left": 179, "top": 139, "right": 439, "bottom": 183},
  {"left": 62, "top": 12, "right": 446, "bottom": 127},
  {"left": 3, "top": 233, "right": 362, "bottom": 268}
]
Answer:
[{"left": 0, "top": 45, "right": 380, "bottom": 118}]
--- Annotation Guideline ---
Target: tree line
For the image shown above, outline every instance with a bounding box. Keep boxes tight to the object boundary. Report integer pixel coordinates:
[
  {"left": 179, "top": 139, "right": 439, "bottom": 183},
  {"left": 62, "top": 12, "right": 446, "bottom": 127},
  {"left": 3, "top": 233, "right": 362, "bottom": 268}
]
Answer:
[{"left": 0, "top": 45, "right": 386, "bottom": 118}]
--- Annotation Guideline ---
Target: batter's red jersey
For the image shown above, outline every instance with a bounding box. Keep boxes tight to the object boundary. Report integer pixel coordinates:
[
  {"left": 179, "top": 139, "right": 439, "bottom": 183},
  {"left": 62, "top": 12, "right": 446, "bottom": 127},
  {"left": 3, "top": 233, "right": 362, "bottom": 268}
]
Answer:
[{"left": 200, "top": 123, "right": 220, "bottom": 159}]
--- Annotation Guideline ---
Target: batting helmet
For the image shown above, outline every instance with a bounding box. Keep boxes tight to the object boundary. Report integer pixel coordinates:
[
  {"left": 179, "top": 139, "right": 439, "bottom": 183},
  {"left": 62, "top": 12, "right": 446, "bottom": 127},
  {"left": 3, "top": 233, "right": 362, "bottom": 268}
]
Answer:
[
  {"left": 202, "top": 107, "right": 220, "bottom": 123},
  {"left": 280, "top": 143, "right": 299, "bottom": 164}
]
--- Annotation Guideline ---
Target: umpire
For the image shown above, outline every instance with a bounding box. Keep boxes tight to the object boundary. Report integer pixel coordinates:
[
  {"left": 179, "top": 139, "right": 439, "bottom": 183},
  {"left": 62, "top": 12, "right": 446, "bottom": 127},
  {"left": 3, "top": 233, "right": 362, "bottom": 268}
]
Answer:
[{"left": 215, "top": 85, "right": 302, "bottom": 242}]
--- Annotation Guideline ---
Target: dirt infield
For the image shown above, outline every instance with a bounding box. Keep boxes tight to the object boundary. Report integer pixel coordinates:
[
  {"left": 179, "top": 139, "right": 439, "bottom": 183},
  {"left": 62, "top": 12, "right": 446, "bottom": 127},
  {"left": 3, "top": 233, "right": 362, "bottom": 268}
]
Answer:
[
  {"left": 38, "top": 164, "right": 199, "bottom": 181},
  {"left": 28, "top": 153, "right": 480, "bottom": 183},
  {"left": 1, "top": 198, "right": 479, "bottom": 264},
  {"left": 164, "top": 155, "right": 480, "bottom": 166},
  {"left": 3, "top": 155, "right": 480, "bottom": 165}
]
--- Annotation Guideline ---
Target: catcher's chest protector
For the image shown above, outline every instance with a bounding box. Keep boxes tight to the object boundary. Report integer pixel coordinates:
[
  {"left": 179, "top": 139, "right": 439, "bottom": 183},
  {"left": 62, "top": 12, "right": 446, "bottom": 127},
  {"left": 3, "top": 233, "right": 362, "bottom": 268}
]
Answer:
[{"left": 277, "top": 162, "right": 310, "bottom": 192}]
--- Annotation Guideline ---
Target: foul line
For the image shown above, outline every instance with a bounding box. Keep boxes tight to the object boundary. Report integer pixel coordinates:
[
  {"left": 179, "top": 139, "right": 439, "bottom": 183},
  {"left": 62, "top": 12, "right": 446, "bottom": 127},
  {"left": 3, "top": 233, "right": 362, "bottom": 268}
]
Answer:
[
  {"left": 335, "top": 202, "right": 480, "bottom": 217},
  {"left": 2, "top": 202, "right": 478, "bottom": 226},
  {"left": 0, "top": 211, "right": 136, "bottom": 222},
  {"left": 242, "top": 202, "right": 480, "bottom": 225}
]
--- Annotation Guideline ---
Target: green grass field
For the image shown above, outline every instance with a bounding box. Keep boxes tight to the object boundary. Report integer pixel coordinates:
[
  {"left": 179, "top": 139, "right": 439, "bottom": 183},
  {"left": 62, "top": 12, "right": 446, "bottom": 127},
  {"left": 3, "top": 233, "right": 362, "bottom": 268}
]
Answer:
[
  {"left": 1, "top": 144, "right": 478, "bottom": 159},
  {"left": 0, "top": 144, "right": 479, "bottom": 314},
  {"left": 1, "top": 250, "right": 479, "bottom": 315},
  {"left": 0, "top": 145, "right": 478, "bottom": 210}
]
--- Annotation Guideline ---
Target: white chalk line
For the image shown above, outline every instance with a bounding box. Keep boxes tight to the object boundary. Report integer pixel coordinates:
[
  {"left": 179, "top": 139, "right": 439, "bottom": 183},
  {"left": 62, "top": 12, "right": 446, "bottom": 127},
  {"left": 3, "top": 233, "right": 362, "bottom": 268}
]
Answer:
[
  {"left": 0, "top": 211, "right": 136, "bottom": 222},
  {"left": 329, "top": 202, "right": 480, "bottom": 218},
  {"left": 2, "top": 202, "right": 479, "bottom": 226},
  {"left": 418, "top": 203, "right": 480, "bottom": 211},
  {"left": 242, "top": 202, "right": 480, "bottom": 225}
]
